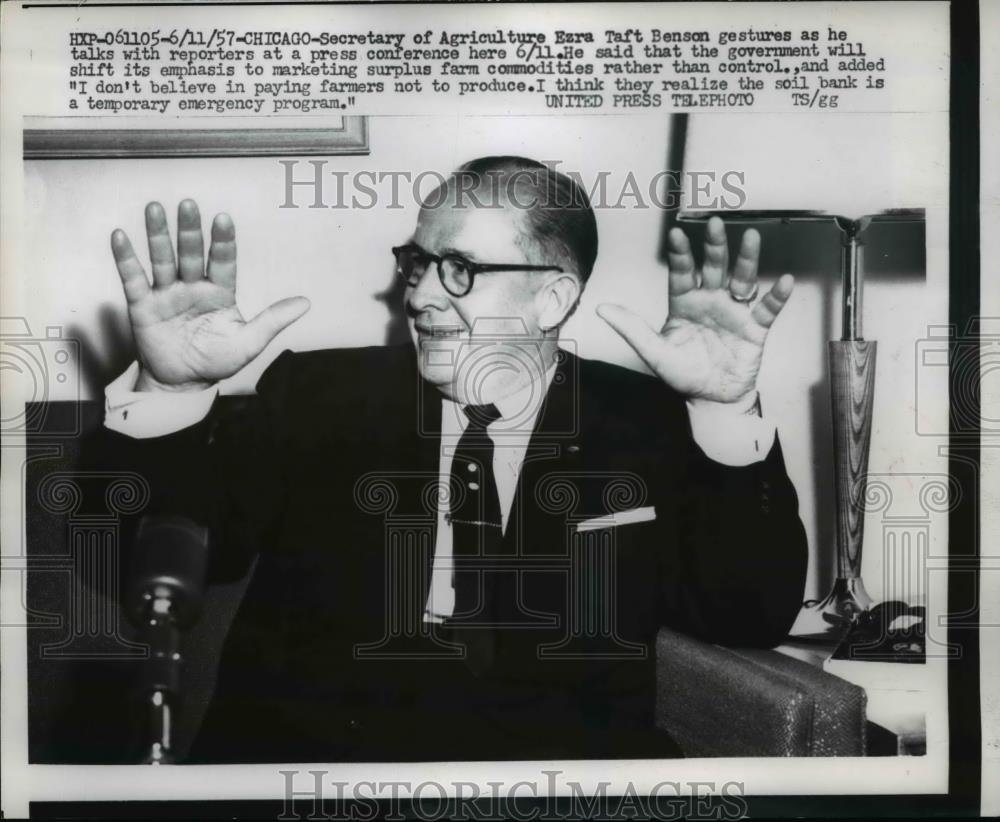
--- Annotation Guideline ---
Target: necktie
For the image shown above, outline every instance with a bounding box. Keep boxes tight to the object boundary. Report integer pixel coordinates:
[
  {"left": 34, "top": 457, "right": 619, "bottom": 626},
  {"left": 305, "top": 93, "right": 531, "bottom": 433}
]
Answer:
[{"left": 448, "top": 403, "right": 503, "bottom": 672}]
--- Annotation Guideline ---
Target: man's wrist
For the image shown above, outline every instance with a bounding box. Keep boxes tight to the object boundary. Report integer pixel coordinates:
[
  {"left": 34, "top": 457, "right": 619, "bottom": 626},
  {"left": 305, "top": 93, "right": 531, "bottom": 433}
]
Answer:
[
  {"left": 742, "top": 391, "right": 763, "bottom": 417},
  {"left": 135, "top": 366, "right": 214, "bottom": 394},
  {"left": 105, "top": 362, "right": 219, "bottom": 438},
  {"left": 685, "top": 390, "right": 773, "bottom": 466},
  {"left": 688, "top": 389, "right": 761, "bottom": 417}
]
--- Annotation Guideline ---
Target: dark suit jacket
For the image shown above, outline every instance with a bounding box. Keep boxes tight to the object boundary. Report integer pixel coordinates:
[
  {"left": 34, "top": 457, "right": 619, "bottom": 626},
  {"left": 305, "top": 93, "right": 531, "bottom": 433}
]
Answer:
[{"left": 90, "top": 344, "right": 807, "bottom": 763}]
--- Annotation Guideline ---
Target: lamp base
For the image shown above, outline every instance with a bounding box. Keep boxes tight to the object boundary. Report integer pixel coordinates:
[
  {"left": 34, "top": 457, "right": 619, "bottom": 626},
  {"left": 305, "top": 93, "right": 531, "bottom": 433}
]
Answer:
[{"left": 788, "top": 577, "right": 874, "bottom": 640}]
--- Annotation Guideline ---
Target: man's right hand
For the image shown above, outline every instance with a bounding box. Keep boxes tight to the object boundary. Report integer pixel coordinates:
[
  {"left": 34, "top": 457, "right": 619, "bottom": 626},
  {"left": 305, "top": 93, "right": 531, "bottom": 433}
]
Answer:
[{"left": 111, "top": 199, "right": 310, "bottom": 392}]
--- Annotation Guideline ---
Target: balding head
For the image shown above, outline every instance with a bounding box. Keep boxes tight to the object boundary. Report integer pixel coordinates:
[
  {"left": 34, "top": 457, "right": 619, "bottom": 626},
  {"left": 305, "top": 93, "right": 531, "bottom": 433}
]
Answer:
[{"left": 426, "top": 156, "right": 599, "bottom": 287}]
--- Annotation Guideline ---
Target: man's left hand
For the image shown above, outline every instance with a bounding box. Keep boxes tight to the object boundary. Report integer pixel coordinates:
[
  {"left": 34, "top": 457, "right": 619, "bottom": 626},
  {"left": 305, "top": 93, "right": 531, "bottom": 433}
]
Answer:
[{"left": 597, "top": 216, "right": 793, "bottom": 405}]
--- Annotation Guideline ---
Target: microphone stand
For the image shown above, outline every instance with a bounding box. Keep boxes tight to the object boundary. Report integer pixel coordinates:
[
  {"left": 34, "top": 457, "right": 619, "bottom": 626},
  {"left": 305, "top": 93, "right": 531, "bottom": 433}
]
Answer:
[
  {"left": 127, "top": 516, "right": 209, "bottom": 764},
  {"left": 138, "top": 588, "right": 183, "bottom": 764}
]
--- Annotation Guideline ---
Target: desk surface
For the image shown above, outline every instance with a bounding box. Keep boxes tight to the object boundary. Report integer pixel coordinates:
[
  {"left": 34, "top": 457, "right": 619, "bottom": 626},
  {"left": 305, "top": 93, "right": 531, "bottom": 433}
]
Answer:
[
  {"left": 774, "top": 637, "right": 840, "bottom": 668},
  {"left": 775, "top": 637, "right": 928, "bottom": 754}
]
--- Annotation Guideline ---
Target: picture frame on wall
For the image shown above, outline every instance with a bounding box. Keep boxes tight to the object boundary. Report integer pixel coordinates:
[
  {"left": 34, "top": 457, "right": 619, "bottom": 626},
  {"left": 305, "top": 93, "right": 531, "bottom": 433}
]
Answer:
[{"left": 23, "top": 114, "right": 369, "bottom": 159}]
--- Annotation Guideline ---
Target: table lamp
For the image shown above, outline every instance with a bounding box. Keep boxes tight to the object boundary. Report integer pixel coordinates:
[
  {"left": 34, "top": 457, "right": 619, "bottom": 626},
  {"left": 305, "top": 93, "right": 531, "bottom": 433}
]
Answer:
[{"left": 668, "top": 113, "right": 928, "bottom": 639}]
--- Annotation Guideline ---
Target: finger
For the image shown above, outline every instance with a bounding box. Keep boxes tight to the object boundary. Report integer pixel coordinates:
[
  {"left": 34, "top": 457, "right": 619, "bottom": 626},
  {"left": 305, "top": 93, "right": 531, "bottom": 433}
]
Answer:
[
  {"left": 751, "top": 274, "right": 795, "bottom": 329},
  {"left": 666, "top": 227, "right": 697, "bottom": 296},
  {"left": 177, "top": 199, "right": 205, "bottom": 282},
  {"left": 596, "top": 303, "right": 686, "bottom": 386},
  {"left": 700, "top": 216, "right": 728, "bottom": 290},
  {"left": 206, "top": 213, "right": 237, "bottom": 291},
  {"left": 240, "top": 297, "right": 311, "bottom": 359},
  {"left": 728, "top": 228, "right": 760, "bottom": 300},
  {"left": 110, "top": 229, "right": 151, "bottom": 304},
  {"left": 144, "top": 202, "right": 177, "bottom": 288}
]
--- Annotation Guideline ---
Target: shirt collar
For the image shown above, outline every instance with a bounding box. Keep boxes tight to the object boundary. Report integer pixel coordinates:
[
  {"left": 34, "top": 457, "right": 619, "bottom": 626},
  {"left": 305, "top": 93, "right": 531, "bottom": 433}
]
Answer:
[{"left": 440, "top": 358, "right": 559, "bottom": 436}]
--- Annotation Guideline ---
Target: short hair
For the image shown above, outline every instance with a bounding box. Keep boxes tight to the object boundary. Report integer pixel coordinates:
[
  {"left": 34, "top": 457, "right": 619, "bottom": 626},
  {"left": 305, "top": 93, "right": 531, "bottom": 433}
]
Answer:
[{"left": 448, "top": 156, "right": 599, "bottom": 285}]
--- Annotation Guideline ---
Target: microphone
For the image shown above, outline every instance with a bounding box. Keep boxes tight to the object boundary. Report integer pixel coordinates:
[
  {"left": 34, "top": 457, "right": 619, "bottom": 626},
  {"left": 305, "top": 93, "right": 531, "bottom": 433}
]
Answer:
[{"left": 125, "top": 516, "right": 210, "bottom": 764}]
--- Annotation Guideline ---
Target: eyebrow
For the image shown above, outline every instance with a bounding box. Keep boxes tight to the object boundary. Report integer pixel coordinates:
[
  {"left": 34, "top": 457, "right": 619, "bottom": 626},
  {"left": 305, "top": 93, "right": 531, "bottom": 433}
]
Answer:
[
  {"left": 436, "top": 245, "right": 481, "bottom": 261},
  {"left": 405, "top": 241, "right": 443, "bottom": 259},
  {"left": 410, "top": 242, "right": 483, "bottom": 263}
]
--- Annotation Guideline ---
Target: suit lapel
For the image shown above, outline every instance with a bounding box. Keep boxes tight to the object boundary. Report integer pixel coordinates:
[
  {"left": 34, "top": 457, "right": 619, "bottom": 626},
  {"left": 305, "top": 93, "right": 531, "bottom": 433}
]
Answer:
[
  {"left": 487, "top": 350, "right": 582, "bottom": 639},
  {"left": 413, "top": 366, "right": 444, "bottom": 609},
  {"left": 504, "top": 349, "right": 583, "bottom": 554},
  {"left": 369, "top": 349, "right": 443, "bottom": 619}
]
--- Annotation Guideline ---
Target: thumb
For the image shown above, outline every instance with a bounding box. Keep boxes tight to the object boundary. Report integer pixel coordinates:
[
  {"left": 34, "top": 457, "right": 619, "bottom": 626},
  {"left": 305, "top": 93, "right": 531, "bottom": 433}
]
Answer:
[
  {"left": 241, "top": 296, "right": 311, "bottom": 357},
  {"left": 596, "top": 303, "right": 682, "bottom": 384}
]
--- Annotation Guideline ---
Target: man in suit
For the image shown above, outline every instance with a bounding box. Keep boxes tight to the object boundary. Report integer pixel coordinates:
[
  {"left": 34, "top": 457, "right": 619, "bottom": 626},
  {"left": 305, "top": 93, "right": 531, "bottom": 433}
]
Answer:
[{"left": 99, "top": 156, "right": 807, "bottom": 762}]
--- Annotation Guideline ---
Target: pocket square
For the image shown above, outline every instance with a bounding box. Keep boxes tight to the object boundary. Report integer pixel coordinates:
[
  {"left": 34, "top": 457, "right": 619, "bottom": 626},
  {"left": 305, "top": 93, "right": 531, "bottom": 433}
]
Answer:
[{"left": 575, "top": 506, "right": 657, "bottom": 532}]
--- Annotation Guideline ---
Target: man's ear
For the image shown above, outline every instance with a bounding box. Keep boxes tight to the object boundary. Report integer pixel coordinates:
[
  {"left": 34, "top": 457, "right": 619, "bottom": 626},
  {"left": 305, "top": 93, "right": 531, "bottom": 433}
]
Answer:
[{"left": 536, "top": 272, "right": 582, "bottom": 331}]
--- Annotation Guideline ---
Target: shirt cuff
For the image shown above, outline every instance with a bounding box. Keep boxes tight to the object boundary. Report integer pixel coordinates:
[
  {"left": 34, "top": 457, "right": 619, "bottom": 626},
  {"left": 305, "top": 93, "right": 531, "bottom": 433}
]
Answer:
[
  {"left": 104, "top": 362, "right": 219, "bottom": 439},
  {"left": 686, "top": 394, "right": 776, "bottom": 466}
]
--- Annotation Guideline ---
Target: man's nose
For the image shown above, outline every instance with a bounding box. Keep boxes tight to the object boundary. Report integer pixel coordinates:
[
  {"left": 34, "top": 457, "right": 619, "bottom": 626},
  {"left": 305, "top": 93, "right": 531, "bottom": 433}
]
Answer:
[{"left": 406, "top": 262, "right": 451, "bottom": 312}]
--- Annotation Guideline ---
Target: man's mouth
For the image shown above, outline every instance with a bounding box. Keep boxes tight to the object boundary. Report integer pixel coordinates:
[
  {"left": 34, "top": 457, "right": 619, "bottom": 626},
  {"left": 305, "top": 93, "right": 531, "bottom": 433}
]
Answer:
[{"left": 415, "top": 324, "right": 465, "bottom": 339}]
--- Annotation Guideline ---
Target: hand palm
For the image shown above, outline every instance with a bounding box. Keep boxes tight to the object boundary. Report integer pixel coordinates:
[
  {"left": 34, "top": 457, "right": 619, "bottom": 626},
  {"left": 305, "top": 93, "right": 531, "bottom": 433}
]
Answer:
[
  {"left": 129, "top": 280, "right": 249, "bottom": 385},
  {"left": 657, "top": 286, "right": 767, "bottom": 401},
  {"left": 112, "top": 200, "right": 309, "bottom": 389},
  {"left": 598, "top": 217, "right": 793, "bottom": 404}
]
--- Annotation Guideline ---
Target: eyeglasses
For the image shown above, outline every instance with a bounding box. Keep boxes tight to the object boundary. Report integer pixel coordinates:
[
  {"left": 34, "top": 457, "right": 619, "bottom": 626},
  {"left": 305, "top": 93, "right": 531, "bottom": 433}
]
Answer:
[{"left": 392, "top": 243, "right": 564, "bottom": 298}]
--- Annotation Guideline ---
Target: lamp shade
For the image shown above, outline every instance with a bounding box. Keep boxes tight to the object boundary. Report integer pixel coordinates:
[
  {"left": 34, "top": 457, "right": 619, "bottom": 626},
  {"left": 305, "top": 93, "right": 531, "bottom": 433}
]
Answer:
[{"left": 677, "top": 111, "right": 940, "bottom": 219}]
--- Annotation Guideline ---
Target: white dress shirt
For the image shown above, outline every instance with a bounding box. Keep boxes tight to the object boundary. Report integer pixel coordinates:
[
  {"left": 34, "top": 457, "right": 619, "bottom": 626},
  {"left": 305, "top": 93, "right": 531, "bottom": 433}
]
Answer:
[
  {"left": 104, "top": 356, "right": 776, "bottom": 621},
  {"left": 425, "top": 364, "right": 558, "bottom": 621}
]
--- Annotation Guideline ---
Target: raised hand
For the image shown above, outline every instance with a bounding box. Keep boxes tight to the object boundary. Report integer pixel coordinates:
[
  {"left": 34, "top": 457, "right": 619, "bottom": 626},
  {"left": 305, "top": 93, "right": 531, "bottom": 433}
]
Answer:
[
  {"left": 112, "top": 200, "right": 310, "bottom": 391},
  {"left": 597, "top": 216, "right": 793, "bottom": 405}
]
